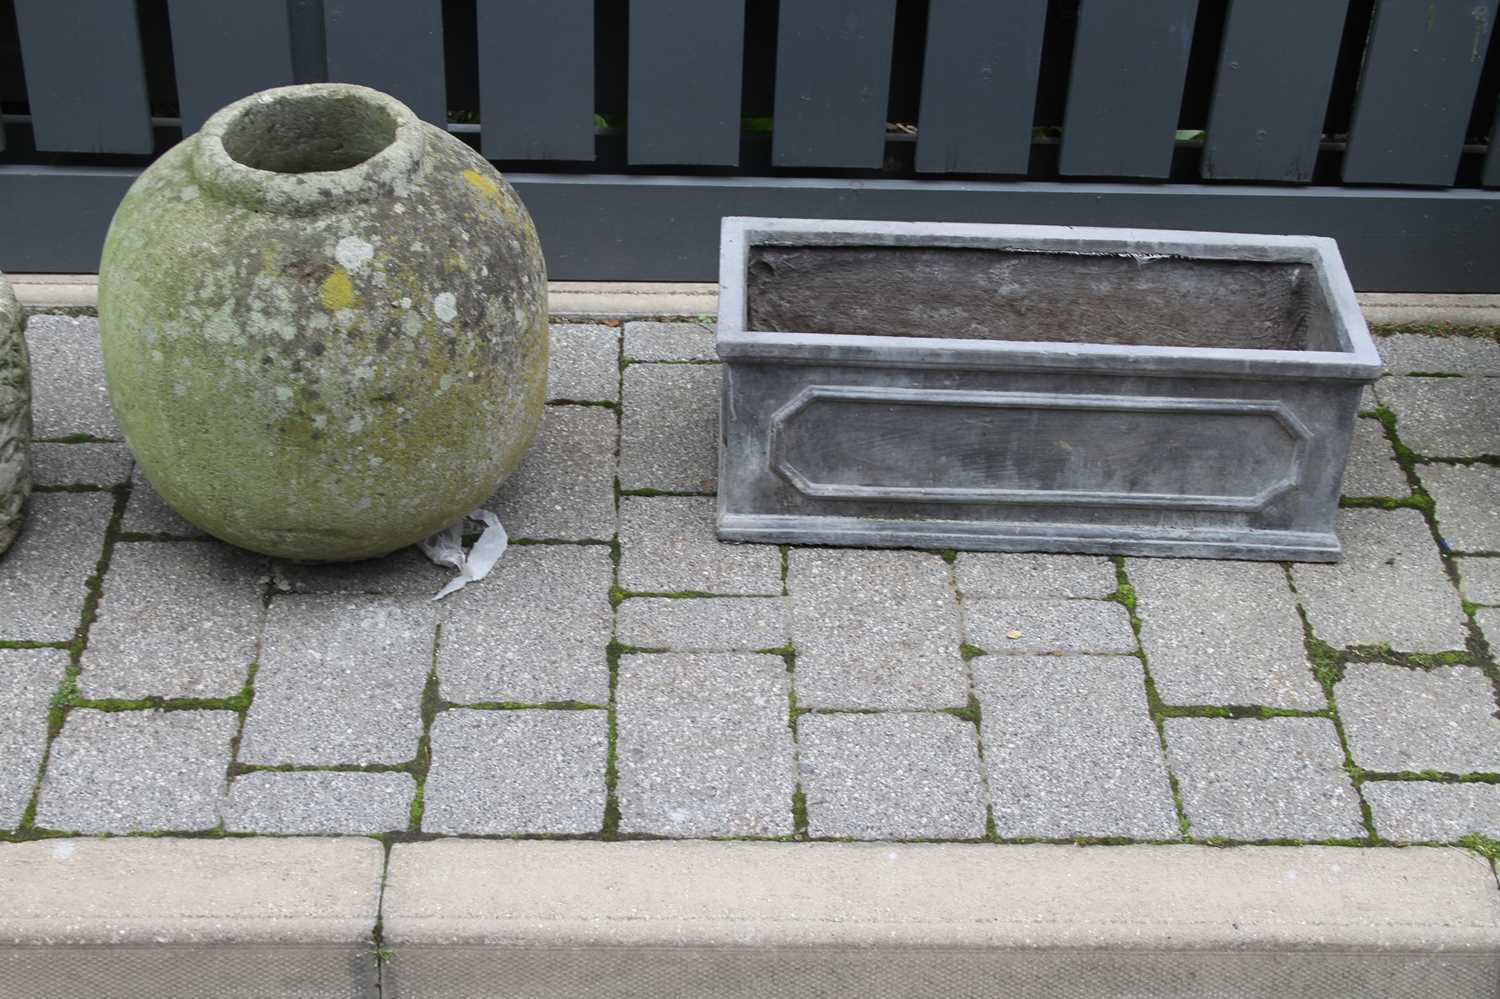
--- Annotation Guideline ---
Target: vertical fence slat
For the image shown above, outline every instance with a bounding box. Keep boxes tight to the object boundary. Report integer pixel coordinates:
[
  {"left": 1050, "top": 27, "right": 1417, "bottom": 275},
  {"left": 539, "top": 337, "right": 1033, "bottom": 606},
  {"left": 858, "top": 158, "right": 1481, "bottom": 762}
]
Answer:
[
  {"left": 772, "top": 0, "right": 898, "bottom": 169},
  {"left": 1343, "top": 0, "right": 1495, "bottom": 185},
  {"left": 477, "top": 0, "right": 593, "bottom": 160},
  {"left": 1202, "top": 0, "right": 1348, "bottom": 181},
  {"left": 1059, "top": 0, "right": 1199, "bottom": 178},
  {"left": 915, "top": 0, "right": 1046, "bottom": 174},
  {"left": 324, "top": 0, "right": 446, "bottom": 126},
  {"left": 13, "top": 0, "right": 153, "bottom": 153},
  {"left": 628, "top": 0, "right": 745, "bottom": 166},
  {"left": 1485, "top": 103, "right": 1500, "bottom": 186},
  {"left": 166, "top": 1, "right": 295, "bottom": 133}
]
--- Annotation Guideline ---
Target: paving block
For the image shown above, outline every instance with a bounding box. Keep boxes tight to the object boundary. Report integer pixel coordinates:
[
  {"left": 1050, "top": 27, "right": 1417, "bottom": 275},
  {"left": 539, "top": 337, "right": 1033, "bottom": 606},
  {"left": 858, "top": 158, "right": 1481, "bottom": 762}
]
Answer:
[
  {"left": 120, "top": 469, "right": 206, "bottom": 538},
  {"left": 788, "top": 548, "right": 966, "bottom": 709},
  {"left": 619, "top": 496, "right": 782, "bottom": 595},
  {"left": 954, "top": 552, "right": 1117, "bottom": 599},
  {"left": 973, "top": 655, "right": 1179, "bottom": 839},
  {"left": 222, "top": 771, "right": 415, "bottom": 834},
  {"left": 1377, "top": 333, "right": 1500, "bottom": 375},
  {"left": 272, "top": 546, "right": 448, "bottom": 595},
  {"left": 0, "top": 648, "right": 68, "bottom": 829},
  {"left": 24, "top": 315, "right": 119, "bottom": 440},
  {"left": 238, "top": 595, "right": 435, "bottom": 765},
  {"left": 963, "top": 599, "right": 1135, "bottom": 655},
  {"left": 624, "top": 320, "right": 716, "bottom": 361},
  {"left": 1164, "top": 717, "right": 1366, "bottom": 840},
  {"left": 620, "top": 363, "right": 720, "bottom": 492},
  {"left": 1292, "top": 508, "right": 1467, "bottom": 651},
  {"left": 1130, "top": 558, "right": 1324, "bottom": 708},
  {"left": 30, "top": 442, "right": 131, "bottom": 487},
  {"left": 438, "top": 544, "right": 612, "bottom": 704},
  {"left": 79, "top": 541, "right": 265, "bottom": 699},
  {"left": 1423, "top": 462, "right": 1500, "bottom": 552},
  {"left": 488, "top": 405, "right": 617, "bottom": 541},
  {"left": 1377, "top": 376, "right": 1500, "bottom": 456},
  {"left": 1365, "top": 781, "right": 1500, "bottom": 841},
  {"left": 1340, "top": 418, "right": 1408, "bottom": 498},
  {"left": 797, "top": 712, "right": 987, "bottom": 840},
  {"left": 548, "top": 323, "right": 619, "bottom": 402},
  {"left": 0, "top": 491, "right": 111, "bottom": 643},
  {"left": 1477, "top": 607, "right": 1500, "bottom": 648},
  {"left": 1337, "top": 663, "right": 1500, "bottom": 773},
  {"left": 34, "top": 709, "right": 236, "bottom": 833},
  {"left": 616, "top": 596, "right": 787, "bottom": 652},
  {"left": 1457, "top": 558, "right": 1500, "bottom": 604},
  {"left": 423, "top": 708, "right": 608, "bottom": 834},
  {"left": 616, "top": 652, "right": 795, "bottom": 837}
]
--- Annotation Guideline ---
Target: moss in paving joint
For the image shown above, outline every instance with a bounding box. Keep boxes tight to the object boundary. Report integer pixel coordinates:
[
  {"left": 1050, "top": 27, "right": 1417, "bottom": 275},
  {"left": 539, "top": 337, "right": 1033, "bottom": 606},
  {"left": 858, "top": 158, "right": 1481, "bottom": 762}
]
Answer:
[
  {"left": 601, "top": 638, "right": 624, "bottom": 838},
  {"left": 1358, "top": 769, "right": 1500, "bottom": 784},
  {"left": 1457, "top": 833, "right": 1500, "bottom": 860},
  {"left": 1368, "top": 322, "right": 1500, "bottom": 342},
  {"left": 544, "top": 398, "right": 618, "bottom": 410},
  {"left": 617, "top": 589, "right": 719, "bottom": 600},
  {"left": 509, "top": 537, "right": 613, "bottom": 548},
  {"left": 779, "top": 544, "right": 790, "bottom": 595},
  {"left": 36, "top": 432, "right": 111, "bottom": 444},
  {"left": 942, "top": 694, "right": 982, "bottom": 726},
  {"left": 959, "top": 642, "right": 986, "bottom": 661},
  {"left": 0, "top": 639, "right": 70, "bottom": 650},
  {"left": 445, "top": 699, "right": 605, "bottom": 711},
  {"left": 1155, "top": 704, "right": 1329, "bottom": 720},
  {"left": 405, "top": 629, "right": 444, "bottom": 834}
]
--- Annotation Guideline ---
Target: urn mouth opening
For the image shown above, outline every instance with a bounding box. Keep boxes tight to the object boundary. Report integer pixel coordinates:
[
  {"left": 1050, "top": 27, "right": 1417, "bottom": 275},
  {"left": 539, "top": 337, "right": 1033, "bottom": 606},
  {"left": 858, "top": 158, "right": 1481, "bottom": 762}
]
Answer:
[{"left": 221, "top": 91, "right": 398, "bottom": 174}]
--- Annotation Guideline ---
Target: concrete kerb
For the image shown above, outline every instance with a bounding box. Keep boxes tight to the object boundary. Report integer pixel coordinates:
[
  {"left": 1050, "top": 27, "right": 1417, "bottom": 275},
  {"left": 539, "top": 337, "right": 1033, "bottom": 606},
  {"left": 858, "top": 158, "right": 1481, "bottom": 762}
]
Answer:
[{"left": 1, "top": 838, "right": 1496, "bottom": 998}]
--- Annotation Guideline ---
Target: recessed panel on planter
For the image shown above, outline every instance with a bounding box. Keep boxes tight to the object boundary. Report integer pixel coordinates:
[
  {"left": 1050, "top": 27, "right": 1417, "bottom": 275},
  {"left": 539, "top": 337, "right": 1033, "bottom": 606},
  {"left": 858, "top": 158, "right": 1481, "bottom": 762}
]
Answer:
[{"left": 716, "top": 219, "right": 1382, "bottom": 562}]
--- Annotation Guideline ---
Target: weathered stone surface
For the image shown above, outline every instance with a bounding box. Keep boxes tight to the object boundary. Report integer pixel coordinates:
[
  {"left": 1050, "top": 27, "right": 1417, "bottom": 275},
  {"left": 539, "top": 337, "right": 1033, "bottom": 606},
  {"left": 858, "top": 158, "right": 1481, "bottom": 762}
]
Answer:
[
  {"left": 437, "top": 544, "right": 612, "bottom": 704},
  {"left": 624, "top": 321, "right": 716, "bottom": 361},
  {"left": 1456, "top": 558, "right": 1500, "bottom": 604},
  {"left": 121, "top": 468, "right": 206, "bottom": 537},
  {"left": 272, "top": 545, "right": 447, "bottom": 594},
  {"left": 1337, "top": 663, "right": 1500, "bottom": 773},
  {"left": 1476, "top": 607, "right": 1500, "bottom": 649},
  {"left": 974, "top": 655, "right": 1179, "bottom": 839},
  {"left": 788, "top": 548, "right": 966, "bottom": 709},
  {"left": 30, "top": 443, "right": 132, "bottom": 488},
  {"left": 34, "top": 709, "right": 236, "bottom": 833},
  {"left": 616, "top": 653, "right": 795, "bottom": 837},
  {"left": 548, "top": 324, "right": 619, "bottom": 402},
  {"left": 954, "top": 552, "right": 1117, "bottom": 599},
  {"left": 620, "top": 363, "right": 720, "bottom": 492},
  {"left": 23, "top": 314, "right": 118, "bottom": 440},
  {"left": 797, "top": 712, "right": 987, "bottom": 840},
  {"left": 423, "top": 708, "right": 607, "bottom": 835},
  {"left": 1292, "top": 508, "right": 1467, "bottom": 651},
  {"left": 488, "top": 405, "right": 617, "bottom": 541},
  {"left": 0, "top": 273, "right": 31, "bottom": 555},
  {"left": 616, "top": 596, "right": 787, "bottom": 652},
  {"left": 1377, "top": 377, "right": 1500, "bottom": 456},
  {"left": 1377, "top": 333, "right": 1500, "bottom": 376},
  {"left": 1365, "top": 781, "right": 1500, "bottom": 841},
  {"left": 0, "top": 491, "right": 112, "bottom": 643},
  {"left": 1340, "top": 418, "right": 1407, "bottom": 498},
  {"left": 238, "top": 595, "right": 435, "bottom": 765},
  {"left": 1130, "top": 558, "right": 1324, "bottom": 708},
  {"left": 98, "top": 84, "right": 548, "bottom": 561},
  {"left": 80, "top": 541, "right": 265, "bottom": 699},
  {"left": 222, "top": 771, "right": 415, "bottom": 834},
  {"left": 619, "top": 496, "right": 782, "bottom": 595},
  {"left": 963, "top": 599, "right": 1135, "bottom": 655},
  {"left": 1423, "top": 462, "right": 1500, "bottom": 552},
  {"left": 1164, "top": 717, "right": 1366, "bottom": 840},
  {"left": 0, "top": 648, "right": 67, "bottom": 830}
]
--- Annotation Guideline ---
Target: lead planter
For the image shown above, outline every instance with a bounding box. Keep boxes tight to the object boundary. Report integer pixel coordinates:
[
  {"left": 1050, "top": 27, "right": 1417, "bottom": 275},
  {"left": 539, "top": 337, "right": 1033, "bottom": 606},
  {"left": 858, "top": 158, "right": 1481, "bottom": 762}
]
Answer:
[{"left": 716, "top": 219, "right": 1382, "bottom": 562}]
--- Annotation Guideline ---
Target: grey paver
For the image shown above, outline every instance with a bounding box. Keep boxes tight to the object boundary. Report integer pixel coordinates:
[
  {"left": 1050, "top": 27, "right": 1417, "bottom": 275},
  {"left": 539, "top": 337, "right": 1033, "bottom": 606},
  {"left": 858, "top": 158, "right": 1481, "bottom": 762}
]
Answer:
[
  {"left": 80, "top": 541, "right": 265, "bottom": 699},
  {"left": 547, "top": 323, "right": 619, "bottom": 402},
  {"left": 797, "top": 712, "right": 987, "bottom": 840},
  {"left": 1340, "top": 418, "right": 1407, "bottom": 498},
  {"left": 488, "top": 405, "right": 617, "bottom": 541},
  {"left": 1423, "top": 462, "right": 1500, "bottom": 552},
  {"left": 0, "top": 648, "right": 68, "bottom": 829},
  {"left": 1130, "top": 558, "right": 1323, "bottom": 708},
  {"left": 1291, "top": 508, "right": 1467, "bottom": 651},
  {"left": 437, "top": 544, "right": 612, "bottom": 704},
  {"left": 963, "top": 599, "right": 1135, "bottom": 655},
  {"left": 624, "top": 320, "right": 716, "bottom": 361},
  {"left": 238, "top": 595, "right": 435, "bottom": 765},
  {"left": 34, "top": 709, "right": 236, "bottom": 833},
  {"left": 423, "top": 709, "right": 608, "bottom": 835},
  {"left": 954, "top": 552, "right": 1117, "bottom": 599},
  {"left": 1377, "top": 376, "right": 1500, "bottom": 456},
  {"left": 1377, "top": 333, "right": 1500, "bottom": 376},
  {"left": 616, "top": 652, "right": 795, "bottom": 837},
  {"left": 974, "top": 655, "right": 1179, "bottom": 839},
  {"left": 1164, "top": 717, "right": 1366, "bottom": 840},
  {"left": 619, "top": 496, "right": 781, "bottom": 595},
  {"left": 24, "top": 315, "right": 119, "bottom": 439},
  {"left": 0, "top": 491, "right": 112, "bottom": 642},
  {"left": 620, "top": 363, "right": 720, "bottom": 492},
  {"left": 31, "top": 442, "right": 131, "bottom": 487},
  {"left": 121, "top": 468, "right": 206, "bottom": 538},
  {"left": 223, "top": 771, "right": 416, "bottom": 834},
  {"left": 788, "top": 548, "right": 966, "bottom": 709},
  {"left": 616, "top": 596, "right": 787, "bottom": 652},
  {"left": 1365, "top": 781, "right": 1500, "bottom": 841},
  {"left": 1457, "top": 558, "right": 1500, "bottom": 604},
  {"left": 1477, "top": 607, "right": 1500, "bottom": 648},
  {"left": 1337, "top": 663, "right": 1500, "bottom": 774},
  {"left": 272, "top": 546, "right": 449, "bottom": 595}
]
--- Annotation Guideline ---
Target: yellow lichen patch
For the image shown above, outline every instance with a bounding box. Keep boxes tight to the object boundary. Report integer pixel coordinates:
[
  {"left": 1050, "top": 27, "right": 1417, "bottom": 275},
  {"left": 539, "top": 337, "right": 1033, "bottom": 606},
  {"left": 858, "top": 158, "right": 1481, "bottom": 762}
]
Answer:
[
  {"left": 320, "top": 268, "right": 355, "bottom": 311},
  {"left": 462, "top": 168, "right": 499, "bottom": 198}
]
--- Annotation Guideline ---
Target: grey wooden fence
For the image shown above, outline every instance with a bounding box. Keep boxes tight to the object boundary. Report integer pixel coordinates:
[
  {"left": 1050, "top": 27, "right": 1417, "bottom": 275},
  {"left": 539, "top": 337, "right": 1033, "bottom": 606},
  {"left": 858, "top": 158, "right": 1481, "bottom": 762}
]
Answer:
[{"left": 3, "top": 0, "right": 1500, "bottom": 291}]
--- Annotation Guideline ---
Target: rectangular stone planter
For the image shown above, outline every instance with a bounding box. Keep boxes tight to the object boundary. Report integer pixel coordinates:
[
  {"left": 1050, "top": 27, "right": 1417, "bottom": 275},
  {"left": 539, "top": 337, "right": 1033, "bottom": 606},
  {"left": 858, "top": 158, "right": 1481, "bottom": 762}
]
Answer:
[{"left": 715, "top": 218, "right": 1382, "bottom": 562}]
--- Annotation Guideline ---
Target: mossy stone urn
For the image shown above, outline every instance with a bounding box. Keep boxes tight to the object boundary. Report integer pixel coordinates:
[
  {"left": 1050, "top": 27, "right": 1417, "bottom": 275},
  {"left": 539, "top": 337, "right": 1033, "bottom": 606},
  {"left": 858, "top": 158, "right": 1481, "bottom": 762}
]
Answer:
[
  {"left": 98, "top": 84, "right": 547, "bottom": 561},
  {"left": 0, "top": 270, "right": 31, "bottom": 556}
]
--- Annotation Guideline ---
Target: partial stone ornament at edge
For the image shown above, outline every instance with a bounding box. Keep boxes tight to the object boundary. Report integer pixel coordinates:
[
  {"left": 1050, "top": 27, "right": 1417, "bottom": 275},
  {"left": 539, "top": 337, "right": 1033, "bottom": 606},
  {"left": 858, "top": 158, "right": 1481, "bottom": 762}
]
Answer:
[{"left": 0, "top": 271, "right": 32, "bottom": 556}]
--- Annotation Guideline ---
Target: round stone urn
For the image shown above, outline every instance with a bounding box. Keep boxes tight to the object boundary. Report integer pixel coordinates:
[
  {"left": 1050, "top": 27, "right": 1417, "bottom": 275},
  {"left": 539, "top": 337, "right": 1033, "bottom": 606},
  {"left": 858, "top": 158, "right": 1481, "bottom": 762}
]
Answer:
[
  {"left": 98, "top": 84, "right": 547, "bottom": 561},
  {"left": 0, "top": 271, "right": 32, "bottom": 555}
]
